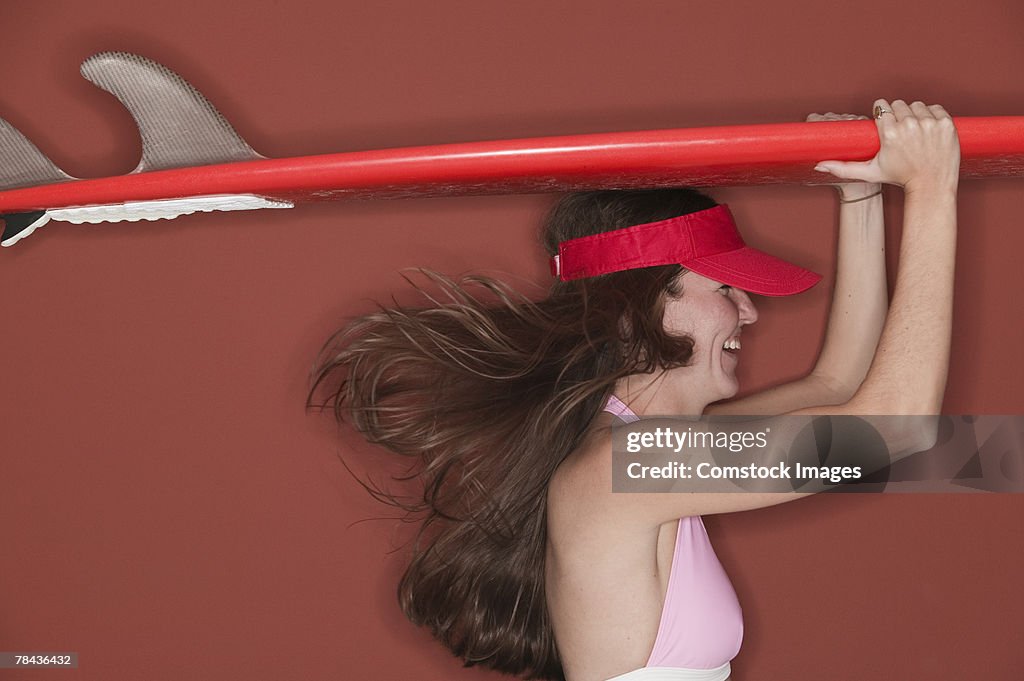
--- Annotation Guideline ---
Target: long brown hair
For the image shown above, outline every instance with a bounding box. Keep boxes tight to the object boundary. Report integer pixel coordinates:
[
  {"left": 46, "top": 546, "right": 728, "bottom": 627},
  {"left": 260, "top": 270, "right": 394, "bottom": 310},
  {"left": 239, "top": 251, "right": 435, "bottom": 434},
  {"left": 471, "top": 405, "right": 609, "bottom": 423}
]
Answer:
[{"left": 306, "top": 188, "right": 717, "bottom": 679}]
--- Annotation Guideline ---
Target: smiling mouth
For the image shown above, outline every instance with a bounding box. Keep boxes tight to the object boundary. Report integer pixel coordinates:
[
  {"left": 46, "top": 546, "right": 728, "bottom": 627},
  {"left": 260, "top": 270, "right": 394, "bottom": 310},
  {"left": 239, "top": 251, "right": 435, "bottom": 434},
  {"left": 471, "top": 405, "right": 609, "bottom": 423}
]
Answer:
[{"left": 722, "top": 337, "right": 741, "bottom": 355}]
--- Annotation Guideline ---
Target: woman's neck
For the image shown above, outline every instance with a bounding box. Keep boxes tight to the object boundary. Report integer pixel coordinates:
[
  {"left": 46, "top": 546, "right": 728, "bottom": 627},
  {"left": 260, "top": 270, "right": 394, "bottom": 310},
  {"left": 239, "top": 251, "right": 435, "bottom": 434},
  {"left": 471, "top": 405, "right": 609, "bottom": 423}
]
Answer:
[{"left": 613, "top": 372, "right": 708, "bottom": 418}]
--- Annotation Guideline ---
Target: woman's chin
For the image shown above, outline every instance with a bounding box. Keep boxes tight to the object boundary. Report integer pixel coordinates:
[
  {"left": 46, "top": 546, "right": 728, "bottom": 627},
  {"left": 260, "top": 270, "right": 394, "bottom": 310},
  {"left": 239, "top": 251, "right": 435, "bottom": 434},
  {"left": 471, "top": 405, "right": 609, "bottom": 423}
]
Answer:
[{"left": 714, "top": 374, "right": 740, "bottom": 403}]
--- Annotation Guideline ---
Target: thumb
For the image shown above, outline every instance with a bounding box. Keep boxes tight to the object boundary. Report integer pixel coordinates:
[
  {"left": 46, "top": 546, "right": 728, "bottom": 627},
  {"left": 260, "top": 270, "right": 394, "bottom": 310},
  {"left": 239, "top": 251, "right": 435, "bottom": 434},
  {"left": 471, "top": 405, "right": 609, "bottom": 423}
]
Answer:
[{"left": 813, "top": 159, "right": 880, "bottom": 183}]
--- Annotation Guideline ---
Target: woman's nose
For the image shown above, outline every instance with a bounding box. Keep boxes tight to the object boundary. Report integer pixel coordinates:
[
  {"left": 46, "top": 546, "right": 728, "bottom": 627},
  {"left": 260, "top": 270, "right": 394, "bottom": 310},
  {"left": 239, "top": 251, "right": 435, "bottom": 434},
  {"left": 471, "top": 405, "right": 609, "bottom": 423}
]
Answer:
[{"left": 735, "top": 289, "right": 759, "bottom": 325}]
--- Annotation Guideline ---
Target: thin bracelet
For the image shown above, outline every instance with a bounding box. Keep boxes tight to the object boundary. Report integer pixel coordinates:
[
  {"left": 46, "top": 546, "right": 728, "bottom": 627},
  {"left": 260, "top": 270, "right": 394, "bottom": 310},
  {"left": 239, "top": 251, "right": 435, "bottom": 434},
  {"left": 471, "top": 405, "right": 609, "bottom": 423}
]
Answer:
[{"left": 839, "top": 189, "right": 883, "bottom": 204}]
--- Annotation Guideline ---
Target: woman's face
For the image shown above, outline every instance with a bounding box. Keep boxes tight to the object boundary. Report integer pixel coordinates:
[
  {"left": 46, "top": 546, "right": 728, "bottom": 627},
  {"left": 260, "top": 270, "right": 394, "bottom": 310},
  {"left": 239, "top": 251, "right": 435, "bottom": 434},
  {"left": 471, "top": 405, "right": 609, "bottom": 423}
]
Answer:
[{"left": 662, "top": 271, "right": 759, "bottom": 404}]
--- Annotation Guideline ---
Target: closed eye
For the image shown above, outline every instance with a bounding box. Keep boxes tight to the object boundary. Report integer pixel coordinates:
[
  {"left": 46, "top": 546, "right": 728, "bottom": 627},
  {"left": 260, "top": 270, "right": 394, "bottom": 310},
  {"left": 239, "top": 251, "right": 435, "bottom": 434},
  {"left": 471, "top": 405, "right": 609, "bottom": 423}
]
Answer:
[{"left": 718, "top": 285, "right": 733, "bottom": 295}]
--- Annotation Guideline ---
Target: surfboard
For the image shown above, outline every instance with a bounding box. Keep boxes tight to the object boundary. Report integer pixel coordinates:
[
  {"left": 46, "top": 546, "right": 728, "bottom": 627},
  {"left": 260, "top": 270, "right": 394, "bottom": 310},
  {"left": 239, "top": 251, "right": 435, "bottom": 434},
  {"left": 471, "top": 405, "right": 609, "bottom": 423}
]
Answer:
[{"left": 2, "top": 52, "right": 1022, "bottom": 247}]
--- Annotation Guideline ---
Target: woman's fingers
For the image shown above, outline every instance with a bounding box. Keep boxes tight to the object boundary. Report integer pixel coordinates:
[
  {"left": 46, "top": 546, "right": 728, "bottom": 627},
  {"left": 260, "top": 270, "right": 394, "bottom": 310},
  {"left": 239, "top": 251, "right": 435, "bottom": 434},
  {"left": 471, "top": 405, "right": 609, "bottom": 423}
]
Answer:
[
  {"left": 890, "top": 99, "right": 914, "bottom": 120},
  {"left": 813, "top": 158, "right": 882, "bottom": 183},
  {"left": 910, "top": 100, "right": 936, "bottom": 119},
  {"left": 807, "top": 112, "right": 869, "bottom": 122},
  {"left": 813, "top": 99, "right": 959, "bottom": 189},
  {"left": 807, "top": 111, "right": 877, "bottom": 185},
  {"left": 873, "top": 98, "right": 895, "bottom": 122},
  {"left": 812, "top": 103, "right": 887, "bottom": 180}
]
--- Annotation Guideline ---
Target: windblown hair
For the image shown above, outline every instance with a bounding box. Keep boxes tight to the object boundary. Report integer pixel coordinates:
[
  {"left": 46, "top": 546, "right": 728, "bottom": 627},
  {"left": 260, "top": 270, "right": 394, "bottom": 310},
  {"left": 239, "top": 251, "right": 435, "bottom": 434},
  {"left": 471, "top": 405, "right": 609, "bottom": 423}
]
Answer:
[{"left": 306, "top": 188, "right": 717, "bottom": 680}]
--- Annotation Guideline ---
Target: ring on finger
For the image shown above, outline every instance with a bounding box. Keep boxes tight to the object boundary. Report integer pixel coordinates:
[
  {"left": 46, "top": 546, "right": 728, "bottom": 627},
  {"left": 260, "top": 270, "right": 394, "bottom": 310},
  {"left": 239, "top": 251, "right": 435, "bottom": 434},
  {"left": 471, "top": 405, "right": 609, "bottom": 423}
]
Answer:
[{"left": 873, "top": 104, "right": 894, "bottom": 119}]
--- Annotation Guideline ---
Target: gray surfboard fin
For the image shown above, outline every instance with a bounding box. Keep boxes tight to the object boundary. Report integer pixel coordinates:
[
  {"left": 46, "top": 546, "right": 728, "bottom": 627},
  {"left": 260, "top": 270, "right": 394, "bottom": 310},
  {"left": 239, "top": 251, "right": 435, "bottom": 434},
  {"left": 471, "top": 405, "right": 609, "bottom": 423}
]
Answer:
[
  {"left": 1, "top": 52, "right": 287, "bottom": 247},
  {"left": 80, "top": 51, "right": 265, "bottom": 172},
  {"left": 0, "top": 118, "right": 67, "bottom": 243},
  {"left": 0, "top": 117, "right": 74, "bottom": 191}
]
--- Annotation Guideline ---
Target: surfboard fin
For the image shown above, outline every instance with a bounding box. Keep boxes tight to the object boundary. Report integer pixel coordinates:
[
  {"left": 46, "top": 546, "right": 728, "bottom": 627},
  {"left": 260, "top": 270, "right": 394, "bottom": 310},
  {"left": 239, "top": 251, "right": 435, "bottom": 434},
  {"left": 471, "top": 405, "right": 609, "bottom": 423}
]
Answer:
[
  {"left": 0, "top": 117, "right": 73, "bottom": 191},
  {"left": 80, "top": 52, "right": 264, "bottom": 173},
  {"left": 0, "top": 53, "right": 291, "bottom": 248},
  {"left": 1, "top": 210, "right": 51, "bottom": 247}
]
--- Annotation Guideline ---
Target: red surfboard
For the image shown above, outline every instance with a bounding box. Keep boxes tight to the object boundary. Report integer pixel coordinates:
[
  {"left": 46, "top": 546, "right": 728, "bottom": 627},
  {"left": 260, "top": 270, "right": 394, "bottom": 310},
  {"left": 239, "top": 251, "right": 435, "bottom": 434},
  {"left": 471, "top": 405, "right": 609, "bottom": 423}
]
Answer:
[{"left": 2, "top": 52, "right": 1022, "bottom": 247}]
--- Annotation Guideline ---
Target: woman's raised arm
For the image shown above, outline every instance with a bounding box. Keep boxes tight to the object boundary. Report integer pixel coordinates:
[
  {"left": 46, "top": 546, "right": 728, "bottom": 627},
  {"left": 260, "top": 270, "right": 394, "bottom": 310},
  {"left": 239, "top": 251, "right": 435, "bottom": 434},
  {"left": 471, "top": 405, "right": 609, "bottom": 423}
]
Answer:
[
  {"left": 820, "top": 100, "right": 959, "bottom": 416},
  {"left": 708, "top": 111, "right": 889, "bottom": 416},
  {"left": 574, "top": 99, "right": 962, "bottom": 526}
]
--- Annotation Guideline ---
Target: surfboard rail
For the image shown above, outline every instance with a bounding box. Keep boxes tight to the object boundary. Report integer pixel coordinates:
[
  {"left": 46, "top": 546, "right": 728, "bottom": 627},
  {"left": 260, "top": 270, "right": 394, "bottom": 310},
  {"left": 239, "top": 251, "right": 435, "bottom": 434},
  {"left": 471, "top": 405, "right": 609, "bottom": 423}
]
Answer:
[
  {"left": 2, "top": 51, "right": 1022, "bottom": 247},
  {"left": 1, "top": 117, "right": 1023, "bottom": 215}
]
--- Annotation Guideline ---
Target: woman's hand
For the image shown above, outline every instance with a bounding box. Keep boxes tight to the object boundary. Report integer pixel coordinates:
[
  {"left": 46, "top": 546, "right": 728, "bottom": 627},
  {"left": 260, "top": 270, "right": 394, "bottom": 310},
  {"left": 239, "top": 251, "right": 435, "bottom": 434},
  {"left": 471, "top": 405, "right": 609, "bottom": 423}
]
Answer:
[
  {"left": 806, "top": 112, "right": 882, "bottom": 202},
  {"left": 813, "top": 99, "right": 961, "bottom": 196}
]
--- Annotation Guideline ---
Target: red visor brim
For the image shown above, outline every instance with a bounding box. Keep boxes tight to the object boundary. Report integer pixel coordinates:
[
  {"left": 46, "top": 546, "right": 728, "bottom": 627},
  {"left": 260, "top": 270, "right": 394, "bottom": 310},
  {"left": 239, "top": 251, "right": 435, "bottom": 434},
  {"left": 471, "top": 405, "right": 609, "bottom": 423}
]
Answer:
[
  {"left": 685, "top": 246, "right": 821, "bottom": 296},
  {"left": 550, "top": 204, "right": 821, "bottom": 296}
]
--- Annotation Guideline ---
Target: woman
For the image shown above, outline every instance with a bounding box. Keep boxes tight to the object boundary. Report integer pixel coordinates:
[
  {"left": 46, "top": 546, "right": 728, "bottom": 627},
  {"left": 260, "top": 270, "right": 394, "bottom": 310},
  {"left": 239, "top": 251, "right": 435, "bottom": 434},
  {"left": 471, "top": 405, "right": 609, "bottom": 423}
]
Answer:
[{"left": 306, "top": 98, "right": 960, "bottom": 681}]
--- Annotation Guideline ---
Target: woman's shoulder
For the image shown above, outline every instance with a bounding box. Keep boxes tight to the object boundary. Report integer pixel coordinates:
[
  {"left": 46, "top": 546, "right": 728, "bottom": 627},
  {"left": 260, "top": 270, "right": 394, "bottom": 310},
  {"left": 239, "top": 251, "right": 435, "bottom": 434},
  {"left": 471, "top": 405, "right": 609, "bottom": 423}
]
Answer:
[
  {"left": 546, "top": 413, "right": 667, "bottom": 605},
  {"left": 548, "top": 414, "right": 653, "bottom": 539},
  {"left": 550, "top": 411, "right": 805, "bottom": 528},
  {"left": 548, "top": 414, "right": 610, "bottom": 509}
]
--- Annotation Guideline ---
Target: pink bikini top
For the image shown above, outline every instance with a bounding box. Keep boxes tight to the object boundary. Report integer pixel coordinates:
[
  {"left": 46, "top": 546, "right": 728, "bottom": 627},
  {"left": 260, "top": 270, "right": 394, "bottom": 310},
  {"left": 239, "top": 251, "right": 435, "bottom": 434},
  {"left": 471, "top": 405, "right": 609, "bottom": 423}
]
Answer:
[{"left": 605, "top": 395, "right": 744, "bottom": 672}]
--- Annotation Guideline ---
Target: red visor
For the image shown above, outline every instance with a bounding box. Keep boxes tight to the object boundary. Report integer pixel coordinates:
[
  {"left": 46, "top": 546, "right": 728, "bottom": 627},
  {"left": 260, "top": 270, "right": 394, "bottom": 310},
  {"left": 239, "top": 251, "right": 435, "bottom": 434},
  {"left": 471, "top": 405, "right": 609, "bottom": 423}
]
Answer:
[{"left": 549, "top": 204, "right": 821, "bottom": 296}]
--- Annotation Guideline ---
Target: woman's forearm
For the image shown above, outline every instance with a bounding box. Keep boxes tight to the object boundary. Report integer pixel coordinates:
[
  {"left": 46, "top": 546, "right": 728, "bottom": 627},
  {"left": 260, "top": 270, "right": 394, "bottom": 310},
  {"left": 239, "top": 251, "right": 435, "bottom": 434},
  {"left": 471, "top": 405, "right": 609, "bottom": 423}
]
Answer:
[
  {"left": 811, "top": 193, "right": 888, "bottom": 399},
  {"left": 848, "top": 186, "right": 957, "bottom": 414}
]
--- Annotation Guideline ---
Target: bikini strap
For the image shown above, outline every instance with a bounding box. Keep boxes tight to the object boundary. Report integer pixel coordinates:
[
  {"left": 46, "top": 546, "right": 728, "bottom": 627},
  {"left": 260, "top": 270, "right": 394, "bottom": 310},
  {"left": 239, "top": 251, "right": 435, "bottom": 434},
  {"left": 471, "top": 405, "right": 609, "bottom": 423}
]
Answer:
[{"left": 604, "top": 394, "right": 640, "bottom": 423}]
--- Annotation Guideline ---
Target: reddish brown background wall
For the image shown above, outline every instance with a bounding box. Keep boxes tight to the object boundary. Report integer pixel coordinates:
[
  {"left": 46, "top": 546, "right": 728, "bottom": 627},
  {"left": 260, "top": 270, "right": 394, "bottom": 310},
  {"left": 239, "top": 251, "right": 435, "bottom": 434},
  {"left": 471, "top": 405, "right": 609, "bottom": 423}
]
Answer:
[{"left": 1, "top": 1, "right": 1022, "bottom": 679}]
